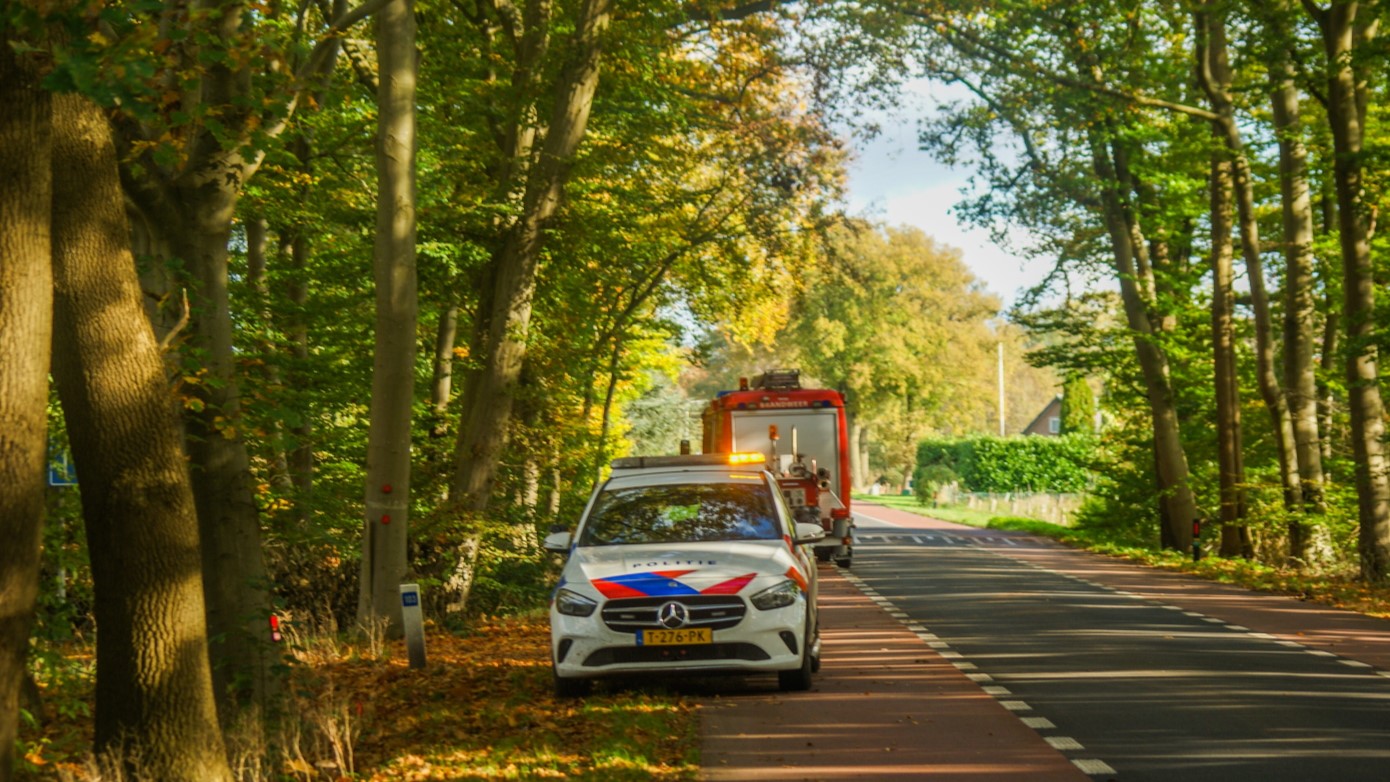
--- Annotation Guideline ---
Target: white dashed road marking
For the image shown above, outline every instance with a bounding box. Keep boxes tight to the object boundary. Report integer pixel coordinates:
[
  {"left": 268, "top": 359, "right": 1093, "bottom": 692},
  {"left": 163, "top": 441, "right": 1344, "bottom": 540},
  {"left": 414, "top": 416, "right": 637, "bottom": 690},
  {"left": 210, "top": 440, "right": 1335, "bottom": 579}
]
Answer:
[{"left": 1073, "top": 759, "right": 1117, "bottom": 775}]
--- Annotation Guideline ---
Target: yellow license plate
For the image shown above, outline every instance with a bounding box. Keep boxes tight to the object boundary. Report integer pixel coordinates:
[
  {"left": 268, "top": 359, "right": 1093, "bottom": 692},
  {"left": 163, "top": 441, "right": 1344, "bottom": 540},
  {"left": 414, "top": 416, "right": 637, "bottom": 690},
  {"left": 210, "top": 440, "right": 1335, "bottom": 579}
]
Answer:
[{"left": 640, "top": 628, "right": 712, "bottom": 646}]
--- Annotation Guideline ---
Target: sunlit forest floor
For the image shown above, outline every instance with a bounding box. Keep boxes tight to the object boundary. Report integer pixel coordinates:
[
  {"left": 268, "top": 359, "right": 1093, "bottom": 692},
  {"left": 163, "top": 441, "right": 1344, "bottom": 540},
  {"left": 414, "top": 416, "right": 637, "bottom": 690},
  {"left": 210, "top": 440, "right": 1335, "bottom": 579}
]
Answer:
[{"left": 19, "top": 618, "right": 699, "bottom": 780}]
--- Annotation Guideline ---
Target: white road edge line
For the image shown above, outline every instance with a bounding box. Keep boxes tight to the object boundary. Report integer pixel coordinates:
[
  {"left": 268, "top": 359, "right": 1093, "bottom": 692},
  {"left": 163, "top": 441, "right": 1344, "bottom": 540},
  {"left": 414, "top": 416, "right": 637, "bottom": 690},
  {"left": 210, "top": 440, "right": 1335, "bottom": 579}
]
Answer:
[
  {"left": 845, "top": 558, "right": 1123, "bottom": 779},
  {"left": 1073, "top": 758, "right": 1117, "bottom": 775}
]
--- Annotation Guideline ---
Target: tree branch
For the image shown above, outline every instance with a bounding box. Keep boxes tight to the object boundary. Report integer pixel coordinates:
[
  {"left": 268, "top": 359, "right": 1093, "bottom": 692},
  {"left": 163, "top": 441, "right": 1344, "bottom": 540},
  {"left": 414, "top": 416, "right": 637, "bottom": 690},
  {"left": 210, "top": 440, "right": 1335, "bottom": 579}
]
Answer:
[{"left": 906, "top": 8, "right": 1221, "bottom": 122}]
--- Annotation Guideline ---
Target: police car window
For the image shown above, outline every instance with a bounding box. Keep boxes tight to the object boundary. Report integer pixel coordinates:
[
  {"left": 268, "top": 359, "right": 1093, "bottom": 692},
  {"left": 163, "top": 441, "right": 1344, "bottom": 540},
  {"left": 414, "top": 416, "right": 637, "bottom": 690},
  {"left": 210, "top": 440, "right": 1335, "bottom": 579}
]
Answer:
[{"left": 579, "top": 482, "right": 780, "bottom": 545}]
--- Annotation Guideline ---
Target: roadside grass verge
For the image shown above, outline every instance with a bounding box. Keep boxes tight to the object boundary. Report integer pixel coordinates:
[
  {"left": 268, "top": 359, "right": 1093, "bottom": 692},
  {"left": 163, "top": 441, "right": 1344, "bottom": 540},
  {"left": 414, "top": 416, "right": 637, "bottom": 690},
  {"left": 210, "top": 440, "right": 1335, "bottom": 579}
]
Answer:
[
  {"left": 855, "top": 493, "right": 1390, "bottom": 620},
  {"left": 19, "top": 617, "right": 699, "bottom": 780}
]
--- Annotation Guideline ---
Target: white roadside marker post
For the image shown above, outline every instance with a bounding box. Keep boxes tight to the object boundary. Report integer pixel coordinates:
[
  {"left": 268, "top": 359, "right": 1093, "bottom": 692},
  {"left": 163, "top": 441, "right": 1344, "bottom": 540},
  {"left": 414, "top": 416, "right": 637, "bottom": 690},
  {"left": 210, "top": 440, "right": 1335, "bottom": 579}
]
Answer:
[{"left": 400, "top": 583, "right": 427, "bottom": 669}]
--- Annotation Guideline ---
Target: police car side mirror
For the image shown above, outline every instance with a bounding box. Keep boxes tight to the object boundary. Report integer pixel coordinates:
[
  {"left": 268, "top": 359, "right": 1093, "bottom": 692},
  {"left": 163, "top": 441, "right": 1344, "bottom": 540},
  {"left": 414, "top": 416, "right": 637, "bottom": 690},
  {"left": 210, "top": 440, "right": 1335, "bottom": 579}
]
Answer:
[
  {"left": 793, "top": 522, "right": 827, "bottom": 545},
  {"left": 543, "top": 530, "right": 572, "bottom": 553}
]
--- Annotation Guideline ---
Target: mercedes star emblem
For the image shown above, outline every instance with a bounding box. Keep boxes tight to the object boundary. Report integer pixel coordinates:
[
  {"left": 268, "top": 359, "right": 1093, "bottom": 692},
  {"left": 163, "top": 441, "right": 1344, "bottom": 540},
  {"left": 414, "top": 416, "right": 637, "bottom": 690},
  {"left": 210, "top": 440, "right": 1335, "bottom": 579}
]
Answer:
[{"left": 658, "top": 601, "right": 689, "bottom": 629}]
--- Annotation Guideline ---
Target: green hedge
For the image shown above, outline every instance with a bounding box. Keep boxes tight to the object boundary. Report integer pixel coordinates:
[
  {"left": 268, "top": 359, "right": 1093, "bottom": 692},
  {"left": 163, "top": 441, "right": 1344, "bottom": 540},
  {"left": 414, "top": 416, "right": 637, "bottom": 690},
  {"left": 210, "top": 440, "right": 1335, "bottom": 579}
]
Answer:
[{"left": 915, "top": 435, "right": 1094, "bottom": 495}]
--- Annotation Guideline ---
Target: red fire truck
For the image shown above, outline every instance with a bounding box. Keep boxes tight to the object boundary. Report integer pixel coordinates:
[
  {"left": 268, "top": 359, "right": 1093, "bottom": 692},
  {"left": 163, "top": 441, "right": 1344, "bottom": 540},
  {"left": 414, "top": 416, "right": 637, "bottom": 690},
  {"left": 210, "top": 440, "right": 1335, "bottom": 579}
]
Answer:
[{"left": 701, "top": 370, "right": 854, "bottom": 567}]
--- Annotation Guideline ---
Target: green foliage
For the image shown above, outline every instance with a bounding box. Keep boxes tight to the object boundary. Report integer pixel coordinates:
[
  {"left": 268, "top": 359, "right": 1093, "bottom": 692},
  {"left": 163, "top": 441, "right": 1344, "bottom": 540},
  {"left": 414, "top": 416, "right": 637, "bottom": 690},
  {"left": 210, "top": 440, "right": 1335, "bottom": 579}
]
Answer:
[
  {"left": 1059, "top": 375, "right": 1096, "bottom": 435},
  {"left": 912, "top": 464, "right": 958, "bottom": 506},
  {"left": 915, "top": 434, "right": 1094, "bottom": 494}
]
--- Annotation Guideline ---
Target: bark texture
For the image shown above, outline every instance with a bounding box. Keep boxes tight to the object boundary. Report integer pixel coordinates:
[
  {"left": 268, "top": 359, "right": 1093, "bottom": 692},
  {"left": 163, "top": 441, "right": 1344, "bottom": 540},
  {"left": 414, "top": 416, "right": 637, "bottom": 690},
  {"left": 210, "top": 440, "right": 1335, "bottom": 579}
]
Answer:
[
  {"left": 359, "top": 0, "right": 419, "bottom": 634},
  {"left": 1263, "top": 0, "right": 1328, "bottom": 561},
  {"left": 0, "top": 41, "right": 52, "bottom": 782},
  {"left": 1196, "top": 4, "right": 1301, "bottom": 517},
  {"left": 1208, "top": 151, "right": 1249, "bottom": 558},
  {"left": 1310, "top": 3, "right": 1390, "bottom": 580},
  {"left": 49, "top": 93, "right": 232, "bottom": 782}
]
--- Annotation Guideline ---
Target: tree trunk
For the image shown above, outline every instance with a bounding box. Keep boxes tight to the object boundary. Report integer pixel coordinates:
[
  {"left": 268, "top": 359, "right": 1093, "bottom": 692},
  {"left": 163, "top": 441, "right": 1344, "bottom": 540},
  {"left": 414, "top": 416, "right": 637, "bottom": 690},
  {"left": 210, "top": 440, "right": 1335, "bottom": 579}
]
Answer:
[
  {"left": 451, "top": 0, "right": 613, "bottom": 512},
  {"left": 0, "top": 43, "right": 51, "bottom": 782},
  {"left": 1263, "top": 1, "right": 1328, "bottom": 561},
  {"left": 50, "top": 93, "right": 233, "bottom": 782},
  {"left": 245, "top": 217, "right": 294, "bottom": 489},
  {"left": 1311, "top": 3, "right": 1390, "bottom": 581},
  {"left": 847, "top": 413, "right": 864, "bottom": 491},
  {"left": 114, "top": 0, "right": 374, "bottom": 720},
  {"left": 1317, "top": 188, "right": 1340, "bottom": 468},
  {"left": 430, "top": 303, "right": 459, "bottom": 432},
  {"left": 169, "top": 198, "right": 278, "bottom": 722},
  {"left": 594, "top": 339, "right": 622, "bottom": 479},
  {"left": 359, "top": 0, "right": 419, "bottom": 636},
  {"left": 1196, "top": 4, "right": 1302, "bottom": 517},
  {"left": 282, "top": 146, "right": 315, "bottom": 503},
  {"left": 858, "top": 424, "right": 871, "bottom": 491},
  {"left": 1208, "top": 149, "right": 1249, "bottom": 558},
  {"left": 1089, "top": 129, "right": 1197, "bottom": 552}
]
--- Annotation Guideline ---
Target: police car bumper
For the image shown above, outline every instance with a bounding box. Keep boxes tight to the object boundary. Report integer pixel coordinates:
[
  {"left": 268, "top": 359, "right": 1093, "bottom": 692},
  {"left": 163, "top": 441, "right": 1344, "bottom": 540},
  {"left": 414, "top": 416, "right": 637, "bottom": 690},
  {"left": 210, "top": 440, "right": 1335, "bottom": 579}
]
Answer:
[{"left": 551, "top": 601, "right": 809, "bottom": 680}]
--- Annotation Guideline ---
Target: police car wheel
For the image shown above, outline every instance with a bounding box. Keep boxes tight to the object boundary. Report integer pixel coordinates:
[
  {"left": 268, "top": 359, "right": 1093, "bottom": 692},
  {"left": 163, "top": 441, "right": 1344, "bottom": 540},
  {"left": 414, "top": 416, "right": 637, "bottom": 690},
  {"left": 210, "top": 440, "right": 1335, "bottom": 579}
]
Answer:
[
  {"left": 553, "top": 669, "right": 592, "bottom": 698},
  {"left": 778, "top": 619, "right": 814, "bottom": 692}
]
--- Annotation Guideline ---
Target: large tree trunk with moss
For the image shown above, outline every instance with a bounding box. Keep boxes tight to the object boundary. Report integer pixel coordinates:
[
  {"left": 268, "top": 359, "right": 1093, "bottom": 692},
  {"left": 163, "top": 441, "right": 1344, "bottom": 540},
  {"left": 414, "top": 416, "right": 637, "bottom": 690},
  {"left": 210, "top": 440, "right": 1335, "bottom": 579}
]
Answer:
[
  {"left": 49, "top": 94, "right": 233, "bottom": 781},
  {"left": 1309, "top": 2, "right": 1390, "bottom": 581},
  {"left": 359, "top": 0, "right": 419, "bottom": 635},
  {"left": 121, "top": 125, "right": 278, "bottom": 736},
  {"left": 0, "top": 42, "right": 52, "bottom": 782}
]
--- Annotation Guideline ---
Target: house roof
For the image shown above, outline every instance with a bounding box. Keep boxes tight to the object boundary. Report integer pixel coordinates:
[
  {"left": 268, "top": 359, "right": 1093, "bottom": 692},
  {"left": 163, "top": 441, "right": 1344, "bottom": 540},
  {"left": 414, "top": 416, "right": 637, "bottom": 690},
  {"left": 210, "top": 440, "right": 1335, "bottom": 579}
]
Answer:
[{"left": 1023, "top": 394, "right": 1063, "bottom": 435}]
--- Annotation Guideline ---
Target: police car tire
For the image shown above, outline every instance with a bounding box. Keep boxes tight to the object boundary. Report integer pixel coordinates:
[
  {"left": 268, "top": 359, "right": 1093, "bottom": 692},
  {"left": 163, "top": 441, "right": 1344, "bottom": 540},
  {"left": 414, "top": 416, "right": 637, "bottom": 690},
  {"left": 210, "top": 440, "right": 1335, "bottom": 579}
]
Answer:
[
  {"left": 553, "top": 669, "right": 592, "bottom": 698},
  {"left": 778, "top": 619, "right": 814, "bottom": 692}
]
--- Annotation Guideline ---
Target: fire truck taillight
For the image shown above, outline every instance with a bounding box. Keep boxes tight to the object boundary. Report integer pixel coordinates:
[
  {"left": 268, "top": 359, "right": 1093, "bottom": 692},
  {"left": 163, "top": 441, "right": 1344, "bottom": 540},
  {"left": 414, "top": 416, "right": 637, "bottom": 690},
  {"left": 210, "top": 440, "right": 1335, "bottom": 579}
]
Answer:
[{"left": 728, "top": 452, "right": 766, "bottom": 466}]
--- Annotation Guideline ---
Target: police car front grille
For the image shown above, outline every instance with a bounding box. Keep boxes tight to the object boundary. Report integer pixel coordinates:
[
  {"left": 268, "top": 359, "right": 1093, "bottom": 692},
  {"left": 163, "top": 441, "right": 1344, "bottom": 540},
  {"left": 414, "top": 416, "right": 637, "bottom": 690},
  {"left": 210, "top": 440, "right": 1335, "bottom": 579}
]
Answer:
[{"left": 601, "top": 595, "right": 747, "bottom": 632}]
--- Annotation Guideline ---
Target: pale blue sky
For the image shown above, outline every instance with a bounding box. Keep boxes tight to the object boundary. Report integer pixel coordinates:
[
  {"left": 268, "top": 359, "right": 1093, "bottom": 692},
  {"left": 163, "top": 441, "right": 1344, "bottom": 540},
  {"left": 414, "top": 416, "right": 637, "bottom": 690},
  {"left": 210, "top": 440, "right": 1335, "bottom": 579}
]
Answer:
[{"left": 841, "top": 84, "right": 1046, "bottom": 307}]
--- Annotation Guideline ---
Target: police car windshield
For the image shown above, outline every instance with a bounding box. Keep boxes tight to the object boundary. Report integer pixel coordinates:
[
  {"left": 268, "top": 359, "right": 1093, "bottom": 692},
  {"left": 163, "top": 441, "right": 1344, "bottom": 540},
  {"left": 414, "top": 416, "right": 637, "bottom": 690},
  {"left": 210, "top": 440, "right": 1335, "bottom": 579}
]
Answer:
[{"left": 579, "top": 482, "right": 781, "bottom": 546}]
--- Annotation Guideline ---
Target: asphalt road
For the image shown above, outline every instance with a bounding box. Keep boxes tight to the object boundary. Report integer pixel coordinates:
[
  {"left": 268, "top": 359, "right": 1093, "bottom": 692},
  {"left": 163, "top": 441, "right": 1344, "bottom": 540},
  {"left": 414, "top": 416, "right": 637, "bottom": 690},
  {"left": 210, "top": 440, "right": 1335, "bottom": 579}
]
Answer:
[{"left": 850, "top": 503, "right": 1390, "bottom": 781}]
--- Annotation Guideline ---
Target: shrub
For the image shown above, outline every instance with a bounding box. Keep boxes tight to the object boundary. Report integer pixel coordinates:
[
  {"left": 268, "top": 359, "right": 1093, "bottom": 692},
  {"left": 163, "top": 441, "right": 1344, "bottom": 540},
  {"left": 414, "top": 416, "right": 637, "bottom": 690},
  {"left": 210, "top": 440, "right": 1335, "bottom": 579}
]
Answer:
[
  {"left": 915, "top": 434, "right": 1094, "bottom": 494},
  {"left": 912, "top": 464, "right": 958, "bottom": 505}
]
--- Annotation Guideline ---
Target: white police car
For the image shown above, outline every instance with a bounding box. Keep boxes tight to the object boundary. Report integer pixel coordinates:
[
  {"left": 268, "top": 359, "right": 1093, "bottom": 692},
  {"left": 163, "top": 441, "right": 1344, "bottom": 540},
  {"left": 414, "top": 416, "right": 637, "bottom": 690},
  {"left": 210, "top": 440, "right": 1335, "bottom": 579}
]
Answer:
[{"left": 544, "top": 453, "right": 825, "bottom": 697}]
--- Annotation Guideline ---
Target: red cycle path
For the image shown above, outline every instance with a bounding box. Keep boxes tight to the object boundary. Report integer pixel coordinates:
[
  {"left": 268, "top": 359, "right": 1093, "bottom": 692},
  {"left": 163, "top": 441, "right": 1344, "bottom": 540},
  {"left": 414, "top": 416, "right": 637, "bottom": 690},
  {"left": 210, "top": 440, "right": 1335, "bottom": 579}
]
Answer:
[{"left": 699, "top": 566, "right": 1089, "bottom": 780}]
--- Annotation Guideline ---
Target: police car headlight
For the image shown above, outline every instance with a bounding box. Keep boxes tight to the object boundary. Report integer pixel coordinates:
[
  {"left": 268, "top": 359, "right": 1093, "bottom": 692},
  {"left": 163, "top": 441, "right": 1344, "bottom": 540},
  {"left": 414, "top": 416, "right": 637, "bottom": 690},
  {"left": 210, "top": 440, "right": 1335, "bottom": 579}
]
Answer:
[
  {"left": 556, "top": 588, "right": 598, "bottom": 617},
  {"left": 750, "top": 579, "right": 799, "bottom": 610}
]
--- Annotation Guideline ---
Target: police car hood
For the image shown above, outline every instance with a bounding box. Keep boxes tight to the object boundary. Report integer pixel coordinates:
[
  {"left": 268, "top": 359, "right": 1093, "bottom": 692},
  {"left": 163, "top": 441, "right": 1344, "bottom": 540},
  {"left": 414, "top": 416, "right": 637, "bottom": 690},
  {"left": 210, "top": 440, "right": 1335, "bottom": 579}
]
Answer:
[{"left": 571, "top": 540, "right": 795, "bottom": 599}]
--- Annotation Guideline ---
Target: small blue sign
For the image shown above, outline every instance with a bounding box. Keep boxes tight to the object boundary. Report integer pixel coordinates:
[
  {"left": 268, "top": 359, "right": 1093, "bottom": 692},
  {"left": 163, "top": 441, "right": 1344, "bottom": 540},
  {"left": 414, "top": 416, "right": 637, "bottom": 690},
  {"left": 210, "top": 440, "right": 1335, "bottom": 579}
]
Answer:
[
  {"left": 402, "top": 591, "right": 419, "bottom": 607},
  {"left": 47, "top": 449, "right": 77, "bottom": 487}
]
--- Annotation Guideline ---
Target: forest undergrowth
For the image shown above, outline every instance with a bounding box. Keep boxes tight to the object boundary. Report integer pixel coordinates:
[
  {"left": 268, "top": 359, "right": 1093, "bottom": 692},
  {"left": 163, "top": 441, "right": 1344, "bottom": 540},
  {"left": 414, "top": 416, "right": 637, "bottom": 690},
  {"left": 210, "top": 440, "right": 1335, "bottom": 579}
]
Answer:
[{"left": 17, "top": 618, "right": 699, "bottom": 781}]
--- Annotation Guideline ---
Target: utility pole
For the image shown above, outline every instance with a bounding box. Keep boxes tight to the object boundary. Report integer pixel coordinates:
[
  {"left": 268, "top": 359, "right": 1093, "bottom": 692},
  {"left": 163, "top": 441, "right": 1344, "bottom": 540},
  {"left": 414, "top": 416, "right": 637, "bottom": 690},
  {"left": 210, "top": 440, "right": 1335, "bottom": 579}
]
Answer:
[{"left": 998, "top": 342, "right": 1006, "bottom": 437}]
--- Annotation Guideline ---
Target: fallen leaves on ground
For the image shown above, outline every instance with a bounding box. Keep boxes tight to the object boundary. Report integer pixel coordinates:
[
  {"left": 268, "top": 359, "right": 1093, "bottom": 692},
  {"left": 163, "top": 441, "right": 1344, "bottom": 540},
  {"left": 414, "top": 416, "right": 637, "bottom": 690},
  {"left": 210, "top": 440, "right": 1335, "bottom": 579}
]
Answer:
[
  {"left": 20, "top": 617, "right": 700, "bottom": 780},
  {"left": 301, "top": 616, "right": 700, "bottom": 780}
]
